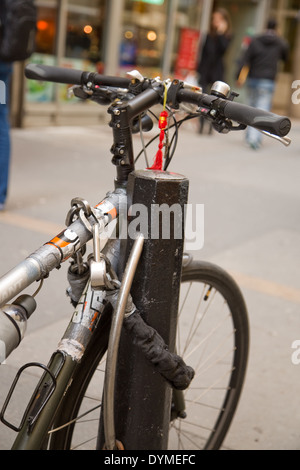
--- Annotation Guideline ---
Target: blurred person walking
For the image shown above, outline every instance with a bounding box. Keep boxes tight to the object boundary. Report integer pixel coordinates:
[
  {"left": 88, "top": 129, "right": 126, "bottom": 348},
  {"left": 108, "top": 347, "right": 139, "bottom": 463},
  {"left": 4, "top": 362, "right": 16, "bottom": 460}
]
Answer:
[
  {"left": 0, "top": 60, "right": 12, "bottom": 211},
  {"left": 237, "top": 19, "right": 289, "bottom": 150},
  {"left": 0, "top": 0, "right": 37, "bottom": 210},
  {"left": 197, "top": 8, "right": 232, "bottom": 134}
]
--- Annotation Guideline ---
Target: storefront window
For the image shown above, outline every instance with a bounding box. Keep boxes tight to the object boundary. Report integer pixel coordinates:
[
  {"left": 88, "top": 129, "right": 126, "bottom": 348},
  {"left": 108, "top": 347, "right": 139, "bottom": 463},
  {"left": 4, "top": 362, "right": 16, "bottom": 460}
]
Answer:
[
  {"left": 177, "top": 0, "right": 202, "bottom": 30},
  {"left": 58, "top": 0, "right": 105, "bottom": 103},
  {"left": 35, "top": 3, "right": 57, "bottom": 55},
  {"left": 282, "top": 16, "right": 298, "bottom": 73},
  {"left": 65, "top": 1, "right": 105, "bottom": 66},
  {"left": 26, "top": 0, "right": 58, "bottom": 103},
  {"left": 26, "top": 0, "right": 106, "bottom": 104},
  {"left": 269, "top": 0, "right": 299, "bottom": 75},
  {"left": 121, "top": 0, "right": 168, "bottom": 75}
]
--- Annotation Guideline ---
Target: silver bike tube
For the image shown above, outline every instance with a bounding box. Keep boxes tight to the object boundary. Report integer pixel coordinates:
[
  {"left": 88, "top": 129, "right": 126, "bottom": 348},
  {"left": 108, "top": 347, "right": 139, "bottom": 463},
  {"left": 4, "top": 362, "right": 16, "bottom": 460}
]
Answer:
[{"left": 0, "top": 190, "right": 127, "bottom": 308}]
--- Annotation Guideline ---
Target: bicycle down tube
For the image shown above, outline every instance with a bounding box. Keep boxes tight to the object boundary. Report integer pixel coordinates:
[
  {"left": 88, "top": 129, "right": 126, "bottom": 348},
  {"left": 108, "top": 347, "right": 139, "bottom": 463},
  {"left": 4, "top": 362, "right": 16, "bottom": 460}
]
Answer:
[{"left": 0, "top": 63, "right": 291, "bottom": 450}]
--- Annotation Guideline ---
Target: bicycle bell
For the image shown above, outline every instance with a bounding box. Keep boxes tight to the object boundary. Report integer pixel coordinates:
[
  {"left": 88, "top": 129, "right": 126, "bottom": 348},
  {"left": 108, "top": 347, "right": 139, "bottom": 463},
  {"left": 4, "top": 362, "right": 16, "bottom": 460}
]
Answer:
[{"left": 210, "top": 81, "right": 231, "bottom": 99}]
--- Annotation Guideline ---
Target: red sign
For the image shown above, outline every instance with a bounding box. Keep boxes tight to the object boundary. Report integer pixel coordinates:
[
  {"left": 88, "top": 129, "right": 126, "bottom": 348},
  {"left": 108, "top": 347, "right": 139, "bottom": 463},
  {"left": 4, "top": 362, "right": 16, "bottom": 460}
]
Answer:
[{"left": 175, "top": 28, "right": 200, "bottom": 78}]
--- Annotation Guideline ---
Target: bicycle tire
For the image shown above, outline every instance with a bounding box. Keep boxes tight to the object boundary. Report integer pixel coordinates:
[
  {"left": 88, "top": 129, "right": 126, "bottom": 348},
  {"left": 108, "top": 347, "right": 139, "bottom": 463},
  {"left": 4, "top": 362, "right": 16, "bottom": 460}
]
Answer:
[
  {"left": 46, "top": 259, "right": 249, "bottom": 450},
  {"left": 170, "top": 259, "right": 249, "bottom": 450}
]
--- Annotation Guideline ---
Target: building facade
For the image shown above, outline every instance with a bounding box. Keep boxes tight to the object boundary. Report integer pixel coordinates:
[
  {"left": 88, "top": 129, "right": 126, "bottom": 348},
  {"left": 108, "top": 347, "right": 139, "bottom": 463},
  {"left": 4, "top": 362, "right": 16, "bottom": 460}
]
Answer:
[{"left": 10, "top": 0, "right": 300, "bottom": 127}]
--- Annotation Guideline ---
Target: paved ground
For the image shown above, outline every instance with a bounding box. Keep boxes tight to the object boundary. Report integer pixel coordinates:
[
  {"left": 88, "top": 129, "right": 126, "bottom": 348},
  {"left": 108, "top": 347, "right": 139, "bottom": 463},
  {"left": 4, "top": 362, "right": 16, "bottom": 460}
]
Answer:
[{"left": 0, "top": 115, "right": 299, "bottom": 450}]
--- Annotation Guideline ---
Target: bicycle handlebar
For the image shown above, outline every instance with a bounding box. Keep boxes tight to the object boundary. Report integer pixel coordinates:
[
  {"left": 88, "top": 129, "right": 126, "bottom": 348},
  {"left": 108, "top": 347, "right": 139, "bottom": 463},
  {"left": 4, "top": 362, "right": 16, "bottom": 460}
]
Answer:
[
  {"left": 24, "top": 64, "right": 291, "bottom": 138},
  {"left": 220, "top": 100, "right": 290, "bottom": 137},
  {"left": 25, "top": 63, "right": 131, "bottom": 88},
  {"left": 177, "top": 89, "right": 291, "bottom": 137}
]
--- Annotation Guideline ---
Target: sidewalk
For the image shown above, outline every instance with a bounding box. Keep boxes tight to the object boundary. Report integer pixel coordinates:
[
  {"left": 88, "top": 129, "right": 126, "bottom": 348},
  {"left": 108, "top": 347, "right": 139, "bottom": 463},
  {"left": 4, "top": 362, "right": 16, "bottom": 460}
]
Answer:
[{"left": 0, "top": 119, "right": 300, "bottom": 450}]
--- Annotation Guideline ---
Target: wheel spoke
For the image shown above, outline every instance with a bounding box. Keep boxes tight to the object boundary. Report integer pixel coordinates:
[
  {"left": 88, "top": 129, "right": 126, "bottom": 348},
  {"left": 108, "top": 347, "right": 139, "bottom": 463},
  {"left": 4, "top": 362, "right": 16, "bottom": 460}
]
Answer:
[{"left": 49, "top": 404, "right": 102, "bottom": 435}]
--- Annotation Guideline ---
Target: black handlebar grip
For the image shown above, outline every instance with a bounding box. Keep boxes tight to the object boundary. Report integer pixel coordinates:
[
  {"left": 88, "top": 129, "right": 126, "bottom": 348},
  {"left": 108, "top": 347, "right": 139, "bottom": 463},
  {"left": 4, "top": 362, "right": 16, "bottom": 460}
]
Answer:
[
  {"left": 177, "top": 88, "right": 291, "bottom": 137},
  {"left": 25, "top": 64, "right": 132, "bottom": 89},
  {"left": 25, "top": 64, "right": 84, "bottom": 85},
  {"left": 220, "top": 100, "right": 291, "bottom": 137}
]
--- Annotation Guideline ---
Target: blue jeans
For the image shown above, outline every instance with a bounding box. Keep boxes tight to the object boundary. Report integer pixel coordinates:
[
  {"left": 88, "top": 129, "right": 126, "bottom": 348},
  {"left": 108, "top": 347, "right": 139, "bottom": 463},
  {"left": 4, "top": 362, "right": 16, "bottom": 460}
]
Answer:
[
  {"left": 246, "top": 78, "right": 275, "bottom": 148},
  {"left": 0, "top": 61, "right": 12, "bottom": 205}
]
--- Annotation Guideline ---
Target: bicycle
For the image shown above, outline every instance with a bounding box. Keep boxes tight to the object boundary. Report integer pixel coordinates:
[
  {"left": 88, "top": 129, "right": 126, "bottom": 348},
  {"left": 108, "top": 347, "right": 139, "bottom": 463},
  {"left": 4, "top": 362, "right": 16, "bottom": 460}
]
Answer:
[{"left": 0, "top": 64, "right": 291, "bottom": 451}]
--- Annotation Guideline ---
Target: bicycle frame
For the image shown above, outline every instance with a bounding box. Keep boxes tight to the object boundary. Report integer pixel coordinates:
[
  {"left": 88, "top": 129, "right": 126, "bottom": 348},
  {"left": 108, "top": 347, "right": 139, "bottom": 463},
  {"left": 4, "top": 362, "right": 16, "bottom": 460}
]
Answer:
[{"left": 1, "top": 92, "right": 190, "bottom": 450}]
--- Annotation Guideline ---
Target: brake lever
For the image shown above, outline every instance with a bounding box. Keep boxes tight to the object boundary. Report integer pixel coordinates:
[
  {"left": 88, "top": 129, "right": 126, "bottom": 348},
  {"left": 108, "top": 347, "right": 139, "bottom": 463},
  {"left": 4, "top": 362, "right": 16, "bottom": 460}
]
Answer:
[{"left": 261, "top": 130, "right": 291, "bottom": 147}]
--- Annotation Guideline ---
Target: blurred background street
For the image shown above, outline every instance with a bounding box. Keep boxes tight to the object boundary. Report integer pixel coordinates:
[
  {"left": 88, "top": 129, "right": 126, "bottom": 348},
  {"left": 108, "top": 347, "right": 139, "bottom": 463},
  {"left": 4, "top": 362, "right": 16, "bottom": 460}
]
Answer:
[{"left": 0, "top": 118, "right": 299, "bottom": 449}]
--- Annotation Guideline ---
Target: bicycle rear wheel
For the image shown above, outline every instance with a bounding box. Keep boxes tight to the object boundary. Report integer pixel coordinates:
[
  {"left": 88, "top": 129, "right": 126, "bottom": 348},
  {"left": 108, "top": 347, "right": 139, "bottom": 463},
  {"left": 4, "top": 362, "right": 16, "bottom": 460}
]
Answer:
[{"left": 47, "top": 259, "right": 249, "bottom": 450}]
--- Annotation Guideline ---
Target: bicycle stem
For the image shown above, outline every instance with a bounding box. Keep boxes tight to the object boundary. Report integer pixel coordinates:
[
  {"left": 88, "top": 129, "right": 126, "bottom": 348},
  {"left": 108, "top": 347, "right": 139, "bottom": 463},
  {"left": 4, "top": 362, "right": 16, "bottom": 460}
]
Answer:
[{"left": 109, "top": 86, "right": 162, "bottom": 186}]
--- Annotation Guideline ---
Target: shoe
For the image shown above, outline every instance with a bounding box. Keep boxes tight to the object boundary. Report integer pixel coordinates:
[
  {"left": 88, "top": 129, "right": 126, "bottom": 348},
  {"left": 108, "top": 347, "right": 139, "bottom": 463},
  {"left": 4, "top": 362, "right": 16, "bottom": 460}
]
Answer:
[
  {"left": 247, "top": 141, "right": 260, "bottom": 150},
  {"left": 0, "top": 203, "right": 5, "bottom": 211}
]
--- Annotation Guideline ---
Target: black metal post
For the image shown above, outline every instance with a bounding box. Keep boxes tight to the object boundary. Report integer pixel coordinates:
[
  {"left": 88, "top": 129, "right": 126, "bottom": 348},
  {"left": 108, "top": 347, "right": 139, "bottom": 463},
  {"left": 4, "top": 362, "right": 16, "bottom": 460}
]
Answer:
[{"left": 112, "top": 169, "right": 189, "bottom": 450}]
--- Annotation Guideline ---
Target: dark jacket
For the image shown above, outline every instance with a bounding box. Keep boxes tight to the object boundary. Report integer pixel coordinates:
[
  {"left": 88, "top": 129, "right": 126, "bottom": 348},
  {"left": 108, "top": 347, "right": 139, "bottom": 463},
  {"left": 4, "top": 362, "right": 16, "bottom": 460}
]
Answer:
[
  {"left": 241, "top": 31, "right": 289, "bottom": 81},
  {"left": 0, "top": 2, "right": 7, "bottom": 44},
  {"left": 0, "top": 2, "right": 6, "bottom": 25},
  {"left": 197, "top": 33, "right": 231, "bottom": 91}
]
